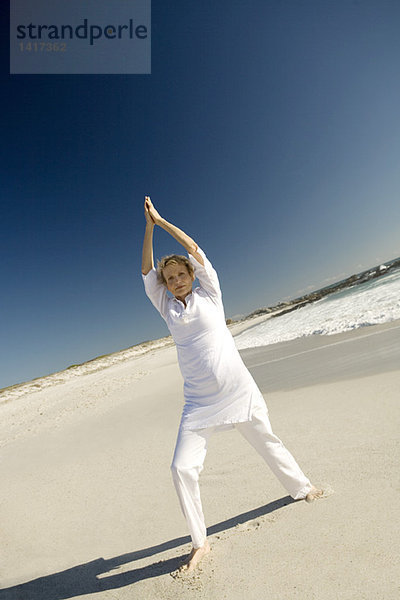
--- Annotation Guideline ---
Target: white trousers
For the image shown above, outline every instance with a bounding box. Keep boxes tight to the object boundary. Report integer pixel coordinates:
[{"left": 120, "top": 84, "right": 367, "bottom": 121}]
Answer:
[{"left": 171, "top": 403, "right": 312, "bottom": 548}]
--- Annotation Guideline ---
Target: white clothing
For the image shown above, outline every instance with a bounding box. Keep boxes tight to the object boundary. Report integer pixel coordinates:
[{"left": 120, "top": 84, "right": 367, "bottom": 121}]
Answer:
[
  {"left": 171, "top": 402, "right": 312, "bottom": 548},
  {"left": 143, "top": 246, "right": 312, "bottom": 549},
  {"left": 142, "top": 247, "right": 265, "bottom": 430}
]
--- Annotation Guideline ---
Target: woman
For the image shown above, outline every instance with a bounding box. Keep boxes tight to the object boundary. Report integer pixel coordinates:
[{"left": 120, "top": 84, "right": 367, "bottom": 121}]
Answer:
[{"left": 141, "top": 196, "right": 322, "bottom": 571}]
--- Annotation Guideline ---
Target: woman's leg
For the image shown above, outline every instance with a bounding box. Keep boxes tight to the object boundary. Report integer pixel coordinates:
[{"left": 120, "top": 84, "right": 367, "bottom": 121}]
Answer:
[
  {"left": 171, "top": 425, "right": 213, "bottom": 549},
  {"left": 235, "top": 404, "right": 312, "bottom": 500}
]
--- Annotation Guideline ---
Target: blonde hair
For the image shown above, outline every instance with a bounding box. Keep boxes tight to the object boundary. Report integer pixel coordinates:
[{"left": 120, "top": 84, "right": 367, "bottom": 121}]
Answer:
[{"left": 157, "top": 254, "right": 194, "bottom": 285}]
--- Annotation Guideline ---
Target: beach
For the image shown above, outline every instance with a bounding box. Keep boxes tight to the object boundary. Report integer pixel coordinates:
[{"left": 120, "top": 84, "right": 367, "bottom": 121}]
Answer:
[{"left": 1, "top": 319, "right": 399, "bottom": 599}]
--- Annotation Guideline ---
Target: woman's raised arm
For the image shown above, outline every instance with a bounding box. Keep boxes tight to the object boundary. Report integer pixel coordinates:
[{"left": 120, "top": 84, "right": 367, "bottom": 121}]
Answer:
[
  {"left": 141, "top": 196, "right": 155, "bottom": 275},
  {"left": 145, "top": 196, "right": 204, "bottom": 266}
]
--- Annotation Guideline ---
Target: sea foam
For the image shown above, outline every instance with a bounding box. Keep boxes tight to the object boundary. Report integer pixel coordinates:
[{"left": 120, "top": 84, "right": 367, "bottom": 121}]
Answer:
[{"left": 234, "top": 268, "right": 400, "bottom": 349}]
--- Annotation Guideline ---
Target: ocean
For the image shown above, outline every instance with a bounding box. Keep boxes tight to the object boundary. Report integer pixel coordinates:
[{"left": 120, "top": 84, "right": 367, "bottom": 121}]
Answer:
[{"left": 235, "top": 266, "right": 400, "bottom": 350}]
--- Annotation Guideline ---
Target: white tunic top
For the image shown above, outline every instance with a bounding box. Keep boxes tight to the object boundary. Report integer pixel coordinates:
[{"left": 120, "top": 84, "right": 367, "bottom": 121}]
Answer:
[{"left": 142, "top": 247, "right": 265, "bottom": 431}]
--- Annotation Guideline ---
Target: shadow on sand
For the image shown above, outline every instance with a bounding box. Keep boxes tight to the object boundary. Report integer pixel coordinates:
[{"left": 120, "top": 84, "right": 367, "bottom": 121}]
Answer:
[{"left": 0, "top": 496, "right": 294, "bottom": 599}]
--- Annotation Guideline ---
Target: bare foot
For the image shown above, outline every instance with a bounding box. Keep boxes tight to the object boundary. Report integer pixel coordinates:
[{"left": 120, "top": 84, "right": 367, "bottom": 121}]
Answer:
[
  {"left": 305, "top": 485, "right": 324, "bottom": 503},
  {"left": 180, "top": 541, "right": 210, "bottom": 572}
]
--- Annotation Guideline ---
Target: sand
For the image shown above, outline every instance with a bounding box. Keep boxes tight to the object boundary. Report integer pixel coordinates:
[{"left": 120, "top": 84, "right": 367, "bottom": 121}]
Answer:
[{"left": 1, "top": 320, "right": 399, "bottom": 599}]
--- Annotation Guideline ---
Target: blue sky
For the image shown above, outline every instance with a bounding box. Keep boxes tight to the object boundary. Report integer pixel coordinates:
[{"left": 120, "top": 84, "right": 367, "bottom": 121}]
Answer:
[{"left": 2, "top": 1, "right": 400, "bottom": 389}]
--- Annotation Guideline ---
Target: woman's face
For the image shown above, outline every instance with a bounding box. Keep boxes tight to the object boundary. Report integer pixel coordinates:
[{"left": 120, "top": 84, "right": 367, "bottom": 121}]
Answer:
[{"left": 163, "top": 262, "right": 194, "bottom": 301}]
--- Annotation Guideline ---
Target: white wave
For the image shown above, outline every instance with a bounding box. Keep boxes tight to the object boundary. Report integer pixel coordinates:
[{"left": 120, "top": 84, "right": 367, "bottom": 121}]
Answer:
[{"left": 235, "top": 269, "right": 400, "bottom": 349}]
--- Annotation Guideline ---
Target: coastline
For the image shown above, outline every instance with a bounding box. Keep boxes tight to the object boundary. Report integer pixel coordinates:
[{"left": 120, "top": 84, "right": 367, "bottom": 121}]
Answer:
[
  {"left": 0, "top": 310, "right": 276, "bottom": 404},
  {"left": 3, "top": 260, "right": 399, "bottom": 400}
]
